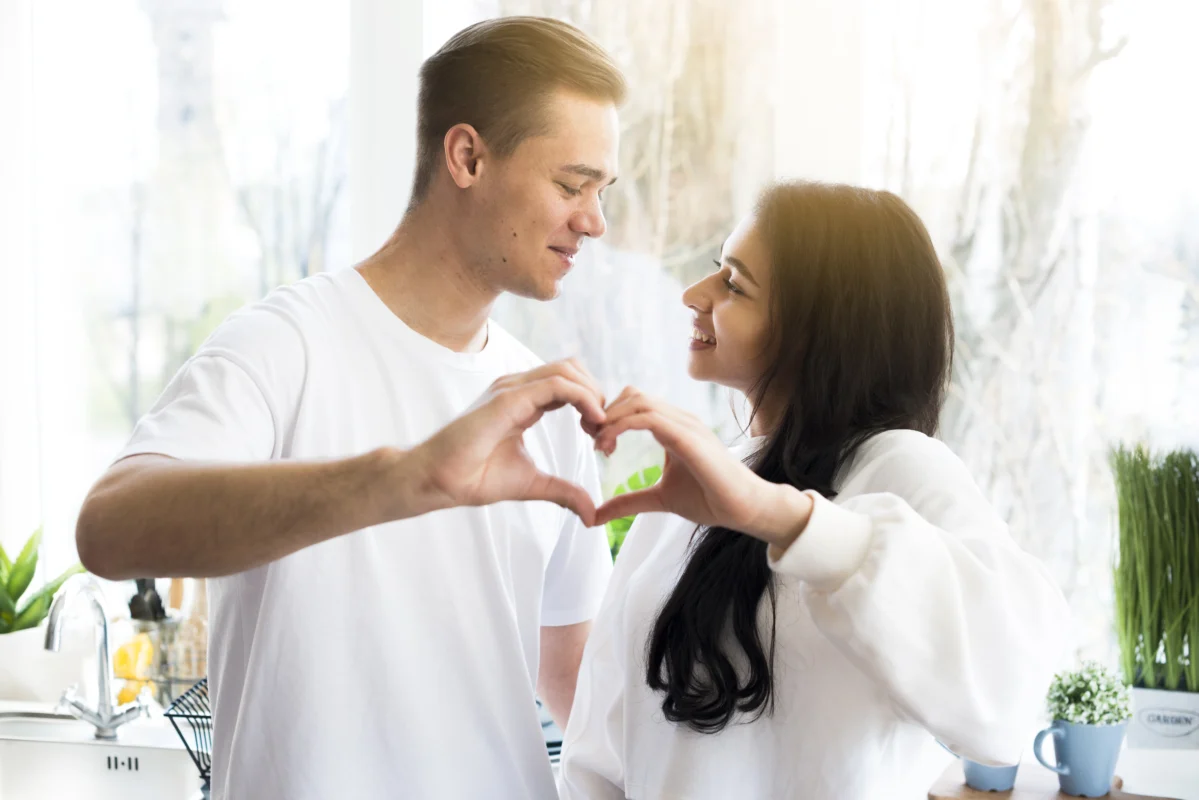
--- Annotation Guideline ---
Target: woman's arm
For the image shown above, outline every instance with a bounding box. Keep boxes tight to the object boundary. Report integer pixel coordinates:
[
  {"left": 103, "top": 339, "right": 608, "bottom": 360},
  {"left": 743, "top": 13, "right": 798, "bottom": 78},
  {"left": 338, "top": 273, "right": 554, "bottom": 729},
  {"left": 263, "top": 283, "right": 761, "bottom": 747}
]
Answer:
[
  {"left": 766, "top": 465, "right": 1069, "bottom": 765},
  {"left": 592, "top": 393, "right": 1070, "bottom": 766}
]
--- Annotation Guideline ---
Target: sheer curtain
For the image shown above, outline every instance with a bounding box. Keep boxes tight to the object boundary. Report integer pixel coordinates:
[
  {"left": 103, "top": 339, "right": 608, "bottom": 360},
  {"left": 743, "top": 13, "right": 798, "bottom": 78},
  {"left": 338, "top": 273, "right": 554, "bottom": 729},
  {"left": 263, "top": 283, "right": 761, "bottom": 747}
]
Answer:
[
  {"left": 859, "top": 0, "right": 1199, "bottom": 659},
  {"left": 1, "top": 0, "right": 46, "bottom": 572},
  {"left": 0, "top": 0, "right": 349, "bottom": 584},
  {"left": 4, "top": 0, "right": 1195, "bottom": 662}
]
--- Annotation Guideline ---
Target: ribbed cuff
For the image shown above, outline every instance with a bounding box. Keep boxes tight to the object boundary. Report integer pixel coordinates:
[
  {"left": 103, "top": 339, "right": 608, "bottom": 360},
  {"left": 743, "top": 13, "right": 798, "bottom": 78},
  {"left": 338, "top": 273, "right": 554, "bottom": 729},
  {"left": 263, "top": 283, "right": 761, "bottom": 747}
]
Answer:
[{"left": 767, "top": 492, "right": 873, "bottom": 591}]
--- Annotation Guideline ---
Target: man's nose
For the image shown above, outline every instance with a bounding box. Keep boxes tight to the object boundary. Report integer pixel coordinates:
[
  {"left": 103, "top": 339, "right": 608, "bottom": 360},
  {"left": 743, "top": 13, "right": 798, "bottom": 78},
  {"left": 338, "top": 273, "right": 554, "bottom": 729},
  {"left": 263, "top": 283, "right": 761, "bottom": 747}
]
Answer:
[{"left": 571, "top": 195, "right": 607, "bottom": 239}]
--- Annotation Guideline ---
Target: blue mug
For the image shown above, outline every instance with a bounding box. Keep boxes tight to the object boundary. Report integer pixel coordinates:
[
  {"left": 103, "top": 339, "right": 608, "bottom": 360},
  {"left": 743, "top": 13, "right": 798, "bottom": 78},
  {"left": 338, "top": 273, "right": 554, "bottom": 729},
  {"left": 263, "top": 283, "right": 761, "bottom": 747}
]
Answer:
[
  {"left": 1033, "top": 719, "right": 1128, "bottom": 797},
  {"left": 937, "top": 741, "right": 1019, "bottom": 792}
]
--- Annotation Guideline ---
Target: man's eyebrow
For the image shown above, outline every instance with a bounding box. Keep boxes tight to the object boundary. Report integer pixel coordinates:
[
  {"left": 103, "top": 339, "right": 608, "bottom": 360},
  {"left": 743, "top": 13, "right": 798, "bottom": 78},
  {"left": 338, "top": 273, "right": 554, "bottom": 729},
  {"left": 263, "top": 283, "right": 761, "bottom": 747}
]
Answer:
[{"left": 560, "top": 164, "right": 618, "bottom": 186}]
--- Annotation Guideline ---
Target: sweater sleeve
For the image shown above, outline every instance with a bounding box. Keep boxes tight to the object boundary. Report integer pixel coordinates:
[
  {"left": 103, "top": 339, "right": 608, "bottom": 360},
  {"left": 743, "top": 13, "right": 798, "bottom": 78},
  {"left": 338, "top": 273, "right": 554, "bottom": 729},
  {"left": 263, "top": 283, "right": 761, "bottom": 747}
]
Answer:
[{"left": 767, "top": 431, "right": 1071, "bottom": 765}]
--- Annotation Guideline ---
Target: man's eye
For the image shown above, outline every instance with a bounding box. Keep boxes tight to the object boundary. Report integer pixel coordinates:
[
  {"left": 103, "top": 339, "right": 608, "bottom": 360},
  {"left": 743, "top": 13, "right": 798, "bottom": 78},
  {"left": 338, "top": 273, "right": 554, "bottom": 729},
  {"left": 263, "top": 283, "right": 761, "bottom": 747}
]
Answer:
[{"left": 558, "top": 183, "right": 582, "bottom": 196}]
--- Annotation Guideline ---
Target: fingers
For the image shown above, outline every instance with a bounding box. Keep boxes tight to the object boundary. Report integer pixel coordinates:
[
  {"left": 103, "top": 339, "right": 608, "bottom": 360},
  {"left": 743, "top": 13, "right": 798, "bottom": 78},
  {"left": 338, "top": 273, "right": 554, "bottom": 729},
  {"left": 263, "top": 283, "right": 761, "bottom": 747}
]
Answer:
[
  {"left": 525, "top": 472, "right": 598, "bottom": 527},
  {"left": 601, "top": 387, "right": 699, "bottom": 429},
  {"left": 494, "top": 359, "right": 606, "bottom": 410},
  {"left": 595, "top": 387, "right": 658, "bottom": 455},
  {"left": 505, "top": 375, "right": 607, "bottom": 429},
  {"left": 491, "top": 360, "right": 608, "bottom": 436},
  {"left": 556, "top": 358, "right": 606, "bottom": 408},
  {"left": 597, "top": 389, "right": 654, "bottom": 442},
  {"left": 583, "top": 384, "right": 640, "bottom": 439},
  {"left": 593, "top": 411, "right": 685, "bottom": 457},
  {"left": 594, "top": 486, "right": 665, "bottom": 526}
]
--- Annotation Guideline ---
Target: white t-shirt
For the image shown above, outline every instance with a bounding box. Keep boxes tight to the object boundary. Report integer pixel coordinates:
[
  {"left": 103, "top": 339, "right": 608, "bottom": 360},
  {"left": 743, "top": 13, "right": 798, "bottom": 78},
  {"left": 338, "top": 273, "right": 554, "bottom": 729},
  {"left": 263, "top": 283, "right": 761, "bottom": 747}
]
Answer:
[
  {"left": 560, "top": 431, "right": 1071, "bottom": 800},
  {"left": 118, "top": 268, "right": 613, "bottom": 800}
]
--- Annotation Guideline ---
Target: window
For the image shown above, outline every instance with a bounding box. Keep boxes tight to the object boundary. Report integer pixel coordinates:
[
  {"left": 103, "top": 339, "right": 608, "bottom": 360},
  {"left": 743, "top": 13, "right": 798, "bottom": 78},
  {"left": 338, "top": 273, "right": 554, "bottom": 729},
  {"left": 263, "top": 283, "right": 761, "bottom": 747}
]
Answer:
[
  {"left": 860, "top": 0, "right": 1199, "bottom": 660},
  {"left": 5, "top": 0, "right": 1193, "bottom": 664},
  {"left": 0, "top": 0, "right": 349, "bottom": 586}
]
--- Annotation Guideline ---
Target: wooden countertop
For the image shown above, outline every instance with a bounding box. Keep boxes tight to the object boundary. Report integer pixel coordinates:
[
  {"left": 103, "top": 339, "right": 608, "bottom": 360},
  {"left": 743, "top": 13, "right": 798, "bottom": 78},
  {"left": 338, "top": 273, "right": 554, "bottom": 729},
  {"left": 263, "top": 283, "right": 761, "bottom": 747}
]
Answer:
[{"left": 929, "top": 759, "right": 1180, "bottom": 799}]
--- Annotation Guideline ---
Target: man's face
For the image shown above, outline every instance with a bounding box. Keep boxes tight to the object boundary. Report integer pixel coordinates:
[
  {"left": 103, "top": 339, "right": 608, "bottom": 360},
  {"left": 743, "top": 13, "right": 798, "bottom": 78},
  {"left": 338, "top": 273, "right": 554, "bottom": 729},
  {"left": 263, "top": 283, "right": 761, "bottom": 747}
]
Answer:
[{"left": 468, "top": 90, "right": 620, "bottom": 300}]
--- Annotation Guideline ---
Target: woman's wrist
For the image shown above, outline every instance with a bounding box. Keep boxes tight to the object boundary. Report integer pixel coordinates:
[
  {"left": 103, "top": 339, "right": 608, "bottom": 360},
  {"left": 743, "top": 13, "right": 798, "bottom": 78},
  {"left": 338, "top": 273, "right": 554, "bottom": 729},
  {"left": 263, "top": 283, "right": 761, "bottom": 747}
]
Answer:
[{"left": 744, "top": 481, "right": 815, "bottom": 554}]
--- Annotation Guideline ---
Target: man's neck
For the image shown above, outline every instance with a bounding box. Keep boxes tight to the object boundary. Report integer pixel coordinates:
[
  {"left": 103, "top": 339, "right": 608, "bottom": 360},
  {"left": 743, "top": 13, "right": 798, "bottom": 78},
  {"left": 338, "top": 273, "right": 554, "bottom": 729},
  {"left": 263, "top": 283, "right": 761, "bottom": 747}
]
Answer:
[{"left": 356, "top": 206, "right": 496, "bottom": 354}]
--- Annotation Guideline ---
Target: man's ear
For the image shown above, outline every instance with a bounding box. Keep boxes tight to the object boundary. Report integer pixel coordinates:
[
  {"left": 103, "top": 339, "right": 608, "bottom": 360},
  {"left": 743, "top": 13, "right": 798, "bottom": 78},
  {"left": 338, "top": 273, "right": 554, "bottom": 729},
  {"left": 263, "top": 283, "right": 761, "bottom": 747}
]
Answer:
[{"left": 444, "top": 123, "right": 487, "bottom": 189}]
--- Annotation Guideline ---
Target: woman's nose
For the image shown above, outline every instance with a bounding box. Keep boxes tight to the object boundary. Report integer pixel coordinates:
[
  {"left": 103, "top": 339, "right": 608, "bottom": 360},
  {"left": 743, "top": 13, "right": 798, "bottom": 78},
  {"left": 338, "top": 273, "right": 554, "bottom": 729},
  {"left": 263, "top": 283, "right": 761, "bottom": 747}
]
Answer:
[{"left": 682, "top": 275, "right": 714, "bottom": 312}]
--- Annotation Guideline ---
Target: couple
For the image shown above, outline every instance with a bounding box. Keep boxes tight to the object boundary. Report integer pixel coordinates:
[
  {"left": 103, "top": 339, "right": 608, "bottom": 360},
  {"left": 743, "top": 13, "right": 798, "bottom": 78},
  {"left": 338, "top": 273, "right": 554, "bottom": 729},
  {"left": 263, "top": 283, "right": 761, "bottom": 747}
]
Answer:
[{"left": 76, "top": 16, "right": 1069, "bottom": 800}]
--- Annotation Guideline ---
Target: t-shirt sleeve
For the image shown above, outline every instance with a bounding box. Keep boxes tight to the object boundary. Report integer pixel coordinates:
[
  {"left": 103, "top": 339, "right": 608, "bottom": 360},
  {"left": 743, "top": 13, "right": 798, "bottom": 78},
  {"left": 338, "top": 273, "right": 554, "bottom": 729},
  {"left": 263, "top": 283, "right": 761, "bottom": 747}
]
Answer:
[
  {"left": 114, "top": 305, "right": 304, "bottom": 464},
  {"left": 540, "top": 429, "right": 613, "bottom": 627}
]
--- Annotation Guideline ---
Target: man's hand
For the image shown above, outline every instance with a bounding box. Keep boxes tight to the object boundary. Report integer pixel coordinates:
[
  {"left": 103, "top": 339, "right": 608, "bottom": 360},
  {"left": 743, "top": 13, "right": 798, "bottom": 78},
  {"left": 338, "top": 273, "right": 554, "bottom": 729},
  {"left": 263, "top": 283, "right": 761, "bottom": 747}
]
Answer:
[{"left": 401, "top": 360, "right": 607, "bottom": 525}]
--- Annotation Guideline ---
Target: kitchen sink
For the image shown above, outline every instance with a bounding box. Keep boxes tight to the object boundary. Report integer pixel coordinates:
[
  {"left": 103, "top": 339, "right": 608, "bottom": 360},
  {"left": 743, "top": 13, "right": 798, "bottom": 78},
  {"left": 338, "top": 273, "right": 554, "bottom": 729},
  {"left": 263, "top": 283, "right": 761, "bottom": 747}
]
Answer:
[{"left": 0, "top": 709, "right": 202, "bottom": 800}]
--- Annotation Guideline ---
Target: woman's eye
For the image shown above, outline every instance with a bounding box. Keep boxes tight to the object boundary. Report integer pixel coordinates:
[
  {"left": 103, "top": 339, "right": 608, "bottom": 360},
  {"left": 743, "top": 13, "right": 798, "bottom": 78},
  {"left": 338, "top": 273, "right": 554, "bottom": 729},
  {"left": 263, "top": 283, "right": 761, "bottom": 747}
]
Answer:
[{"left": 713, "top": 260, "right": 743, "bottom": 295}]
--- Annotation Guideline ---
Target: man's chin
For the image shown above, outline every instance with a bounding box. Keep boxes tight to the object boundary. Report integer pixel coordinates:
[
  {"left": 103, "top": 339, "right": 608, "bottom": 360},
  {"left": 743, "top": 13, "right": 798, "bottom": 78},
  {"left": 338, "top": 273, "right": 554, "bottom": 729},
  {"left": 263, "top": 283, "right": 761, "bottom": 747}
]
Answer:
[{"left": 509, "top": 278, "right": 562, "bottom": 302}]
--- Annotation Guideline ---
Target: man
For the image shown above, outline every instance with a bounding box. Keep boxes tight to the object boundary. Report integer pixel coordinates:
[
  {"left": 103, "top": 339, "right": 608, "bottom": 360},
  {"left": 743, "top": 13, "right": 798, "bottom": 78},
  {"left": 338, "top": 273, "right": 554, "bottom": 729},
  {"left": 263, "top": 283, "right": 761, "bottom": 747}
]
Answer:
[{"left": 76, "top": 17, "right": 625, "bottom": 800}]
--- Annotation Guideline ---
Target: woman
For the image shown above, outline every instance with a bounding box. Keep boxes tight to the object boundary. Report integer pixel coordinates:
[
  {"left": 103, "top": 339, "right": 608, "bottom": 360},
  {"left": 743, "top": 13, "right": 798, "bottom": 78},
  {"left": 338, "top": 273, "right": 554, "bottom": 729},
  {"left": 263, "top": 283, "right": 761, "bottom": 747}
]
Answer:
[{"left": 560, "top": 182, "right": 1070, "bottom": 799}]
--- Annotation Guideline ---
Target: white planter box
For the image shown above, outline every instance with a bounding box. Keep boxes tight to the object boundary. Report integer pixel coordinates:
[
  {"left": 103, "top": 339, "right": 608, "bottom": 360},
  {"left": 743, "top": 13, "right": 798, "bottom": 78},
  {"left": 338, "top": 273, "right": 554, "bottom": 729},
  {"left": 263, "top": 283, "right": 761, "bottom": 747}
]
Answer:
[
  {"left": 0, "top": 623, "right": 93, "bottom": 703},
  {"left": 1118, "top": 747, "right": 1199, "bottom": 800},
  {"left": 1127, "top": 686, "right": 1199, "bottom": 749}
]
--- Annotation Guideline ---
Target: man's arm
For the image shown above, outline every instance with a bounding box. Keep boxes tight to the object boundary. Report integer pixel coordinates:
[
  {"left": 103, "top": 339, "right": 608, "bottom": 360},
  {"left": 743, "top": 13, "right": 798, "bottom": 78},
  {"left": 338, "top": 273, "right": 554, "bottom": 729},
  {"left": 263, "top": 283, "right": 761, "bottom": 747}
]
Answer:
[
  {"left": 76, "top": 448, "right": 421, "bottom": 579},
  {"left": 537, "top": 621, "right": 591, "bottom": 730},
  {"left": 77, "top": 361, "right": 607, "bottom": 580}
]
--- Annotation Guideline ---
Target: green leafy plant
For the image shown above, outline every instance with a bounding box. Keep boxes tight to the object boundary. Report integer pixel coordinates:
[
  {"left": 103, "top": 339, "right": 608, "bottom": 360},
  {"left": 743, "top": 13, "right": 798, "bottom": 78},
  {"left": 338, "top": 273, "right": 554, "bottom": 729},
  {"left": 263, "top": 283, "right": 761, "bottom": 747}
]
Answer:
[
  {"left": 1110, "top": 445, "right": 1198, "bottom": 693},
  {"left": 605, "top": 466, "right": 663, "bottom": 557},
  {"left": 0, "top": 527, "right": 86, "bottom": 634},
  {"left": 1047, "top": 661, "right": 1133, "bottom": 725}
]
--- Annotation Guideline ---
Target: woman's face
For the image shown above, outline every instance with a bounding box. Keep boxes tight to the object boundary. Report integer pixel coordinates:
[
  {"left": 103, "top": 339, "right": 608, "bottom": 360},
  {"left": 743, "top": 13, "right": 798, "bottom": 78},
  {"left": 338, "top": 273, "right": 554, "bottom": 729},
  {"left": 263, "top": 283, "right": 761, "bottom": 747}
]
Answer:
[{"left": 681, "top": 213, "right": 775, "bottom": 395}]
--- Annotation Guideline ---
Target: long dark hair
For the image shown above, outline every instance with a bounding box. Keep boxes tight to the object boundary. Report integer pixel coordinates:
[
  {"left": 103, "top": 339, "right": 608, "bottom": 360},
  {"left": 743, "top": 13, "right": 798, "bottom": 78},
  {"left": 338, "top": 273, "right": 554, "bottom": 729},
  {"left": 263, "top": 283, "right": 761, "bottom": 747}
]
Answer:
[{"left": 646, "top": 181, "right": 954, "bottom": 733}]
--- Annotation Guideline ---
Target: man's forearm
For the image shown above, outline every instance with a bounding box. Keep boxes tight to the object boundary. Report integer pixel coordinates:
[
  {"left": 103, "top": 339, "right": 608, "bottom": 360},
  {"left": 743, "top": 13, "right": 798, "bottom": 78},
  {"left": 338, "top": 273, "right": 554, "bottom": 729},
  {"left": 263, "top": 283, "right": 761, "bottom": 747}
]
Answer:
[
  {"left": 76, "top": 447, "right": 425, "bottom": 580},
  {"left": 539, "top": 621, "right": 591, "bottom": 730}
]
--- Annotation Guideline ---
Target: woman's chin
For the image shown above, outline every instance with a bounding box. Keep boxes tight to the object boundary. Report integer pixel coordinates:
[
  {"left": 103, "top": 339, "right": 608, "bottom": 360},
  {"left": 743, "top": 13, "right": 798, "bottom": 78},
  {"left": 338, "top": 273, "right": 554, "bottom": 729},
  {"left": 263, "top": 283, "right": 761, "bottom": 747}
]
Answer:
[{"left": 686, "top": 358, "right": 732, "bottom": 388}]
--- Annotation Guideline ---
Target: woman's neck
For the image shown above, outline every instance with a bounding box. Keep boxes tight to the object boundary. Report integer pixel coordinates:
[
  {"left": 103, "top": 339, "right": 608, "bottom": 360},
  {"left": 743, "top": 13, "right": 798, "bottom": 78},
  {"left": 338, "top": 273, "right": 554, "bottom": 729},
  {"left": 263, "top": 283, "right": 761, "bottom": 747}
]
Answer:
[
  {"left": 747, "top": 397, "right": 781, "bottom": 438},
  {"left": 749, "top": 414, "right": 771, "bottom": 438}
]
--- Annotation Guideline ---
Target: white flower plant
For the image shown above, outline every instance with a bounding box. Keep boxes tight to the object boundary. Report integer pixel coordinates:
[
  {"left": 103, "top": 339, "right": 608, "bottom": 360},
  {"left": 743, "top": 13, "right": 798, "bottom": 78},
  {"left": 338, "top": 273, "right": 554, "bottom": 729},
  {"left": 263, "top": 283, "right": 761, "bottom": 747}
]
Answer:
[{"left": 1046, "top": 660, "right": 1133, "bottom": 726}]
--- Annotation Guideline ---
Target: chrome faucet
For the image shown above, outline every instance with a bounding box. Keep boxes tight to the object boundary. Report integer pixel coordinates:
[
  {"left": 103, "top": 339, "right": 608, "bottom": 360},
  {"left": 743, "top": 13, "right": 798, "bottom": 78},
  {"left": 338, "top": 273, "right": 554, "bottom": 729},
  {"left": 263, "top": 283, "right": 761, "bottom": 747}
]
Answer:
[{"left": 44, "top": 574, "right": 146, "bottom": 740}]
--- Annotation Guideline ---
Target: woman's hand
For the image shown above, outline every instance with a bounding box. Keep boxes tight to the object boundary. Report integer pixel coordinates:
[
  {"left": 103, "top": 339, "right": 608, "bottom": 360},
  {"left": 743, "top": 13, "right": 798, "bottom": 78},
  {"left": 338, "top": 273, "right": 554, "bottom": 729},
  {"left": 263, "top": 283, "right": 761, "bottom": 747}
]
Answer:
[{"left": 592, "top": 388, "right": 814, "bottom": 550}]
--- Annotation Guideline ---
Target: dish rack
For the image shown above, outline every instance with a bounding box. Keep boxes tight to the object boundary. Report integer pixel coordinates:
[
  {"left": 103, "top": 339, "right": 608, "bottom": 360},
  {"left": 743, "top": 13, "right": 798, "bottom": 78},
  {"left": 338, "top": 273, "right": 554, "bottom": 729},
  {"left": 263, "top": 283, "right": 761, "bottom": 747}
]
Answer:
[{"left": 164, "top": 677, "right": 212, "bottom": 794}]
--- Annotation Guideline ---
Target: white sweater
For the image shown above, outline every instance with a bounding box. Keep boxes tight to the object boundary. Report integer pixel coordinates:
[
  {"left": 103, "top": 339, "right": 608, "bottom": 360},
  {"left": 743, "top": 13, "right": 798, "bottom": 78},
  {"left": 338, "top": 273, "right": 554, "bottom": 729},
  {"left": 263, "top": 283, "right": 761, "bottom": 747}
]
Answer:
[{"left": 560, "top": 430, "right": 1071, "bottom": 800}]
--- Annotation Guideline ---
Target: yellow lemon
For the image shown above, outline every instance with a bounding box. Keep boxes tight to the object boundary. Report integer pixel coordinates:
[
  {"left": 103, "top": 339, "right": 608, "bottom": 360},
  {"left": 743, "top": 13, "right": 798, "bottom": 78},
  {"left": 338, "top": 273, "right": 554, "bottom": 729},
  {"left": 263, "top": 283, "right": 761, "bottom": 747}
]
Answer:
[
  {"left": 113, "top": 633, "right": 155, "bottom": 680},
  {"left": 117, "top": 679, "right": 153, "bottom": 706}
]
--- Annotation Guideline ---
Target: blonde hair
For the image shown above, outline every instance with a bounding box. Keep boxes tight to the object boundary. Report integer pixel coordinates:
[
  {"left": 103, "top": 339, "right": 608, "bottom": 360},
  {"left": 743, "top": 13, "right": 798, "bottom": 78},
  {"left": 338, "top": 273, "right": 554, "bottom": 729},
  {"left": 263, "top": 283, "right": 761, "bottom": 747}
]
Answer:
[{"left": 411, "top": 16, "right": 627, "bottom": 205}]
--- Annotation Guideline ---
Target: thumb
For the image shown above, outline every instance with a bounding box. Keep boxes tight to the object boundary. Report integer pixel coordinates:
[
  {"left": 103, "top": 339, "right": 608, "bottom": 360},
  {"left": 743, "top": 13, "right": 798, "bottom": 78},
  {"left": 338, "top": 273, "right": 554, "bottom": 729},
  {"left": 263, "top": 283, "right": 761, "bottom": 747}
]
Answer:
[
  {"left": 525, "top": 472, "right": 598, "bottom": 527},
  {"left": 594, "top": 486, "right": 665, "bottom": 526}
]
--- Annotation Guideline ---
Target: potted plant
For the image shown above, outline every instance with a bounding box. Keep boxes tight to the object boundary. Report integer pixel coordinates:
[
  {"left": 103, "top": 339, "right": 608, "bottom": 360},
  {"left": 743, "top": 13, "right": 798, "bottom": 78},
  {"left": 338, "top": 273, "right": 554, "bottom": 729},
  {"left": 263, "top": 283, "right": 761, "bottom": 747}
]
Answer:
[
  {"left": 605, "top": 465, "right": 662, "bottom": 557},
  {"left": 1034, "top": 661, "right": 1133, "bottom": 797},
  {"left": 1110, "top": 445, "right": 1199, "bottom": 749},
  {"left": 0, "top": 526, "right": 88, "bottom": 701}
]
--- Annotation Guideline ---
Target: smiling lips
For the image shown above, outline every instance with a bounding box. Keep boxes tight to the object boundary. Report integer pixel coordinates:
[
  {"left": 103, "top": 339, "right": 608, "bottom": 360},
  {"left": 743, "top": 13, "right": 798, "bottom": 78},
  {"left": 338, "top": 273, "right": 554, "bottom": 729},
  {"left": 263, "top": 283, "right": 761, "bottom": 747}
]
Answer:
[
  {"left": 690, "top": 322, "right": 716, "bottom": 350},
  {"left": 549, "top": 246, "right": 578, "bottom": 269}
]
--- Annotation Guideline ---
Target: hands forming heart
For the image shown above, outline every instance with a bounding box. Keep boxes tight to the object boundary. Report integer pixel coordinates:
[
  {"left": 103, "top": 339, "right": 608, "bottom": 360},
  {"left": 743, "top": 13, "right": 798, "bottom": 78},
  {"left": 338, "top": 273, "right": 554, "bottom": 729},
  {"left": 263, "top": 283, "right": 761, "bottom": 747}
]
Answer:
[
  {"left": 411, "top": 360, "right": 813, "bottom": 550},
  {"left": 589, "top": 386, "right": 768, "bottom": 529}
]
